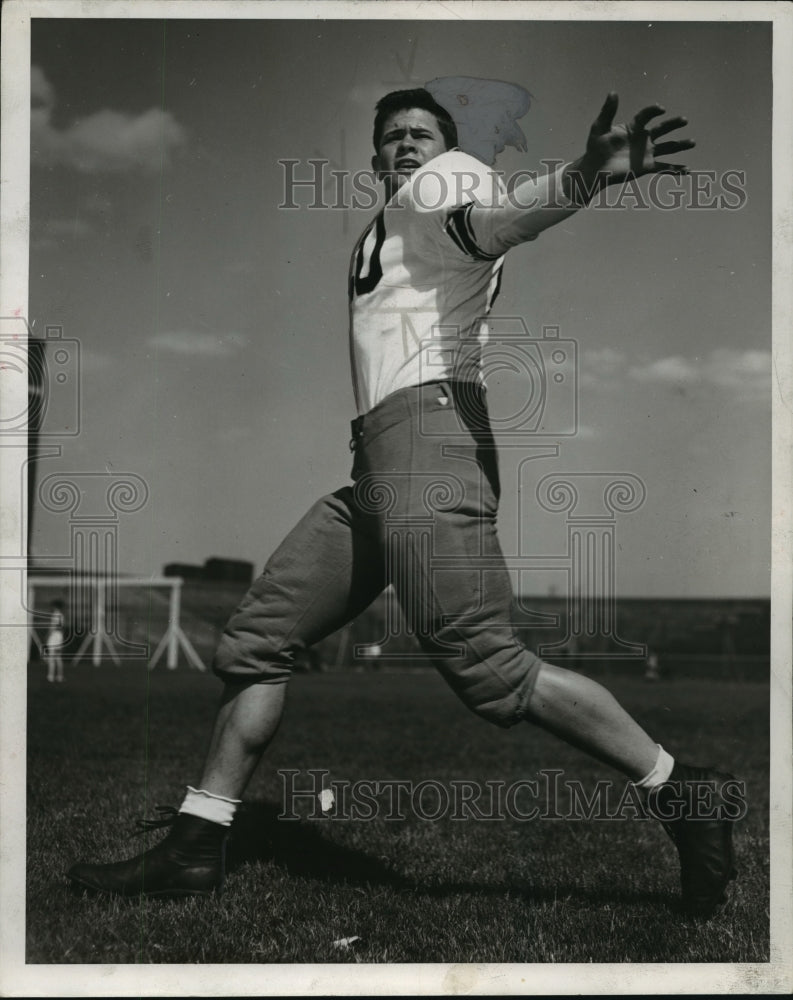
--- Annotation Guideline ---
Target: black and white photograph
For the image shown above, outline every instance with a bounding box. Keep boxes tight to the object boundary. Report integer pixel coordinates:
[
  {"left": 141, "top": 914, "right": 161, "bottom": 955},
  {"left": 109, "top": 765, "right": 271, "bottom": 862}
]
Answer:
[{"left": 0, "top": 0, "right": 791, "bottom": 995}]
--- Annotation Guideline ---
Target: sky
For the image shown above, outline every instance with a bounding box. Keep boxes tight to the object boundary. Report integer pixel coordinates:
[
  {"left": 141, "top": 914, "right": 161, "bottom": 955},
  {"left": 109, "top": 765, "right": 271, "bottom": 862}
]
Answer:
[{"left": 26, "top": 13, "right": 773, "bottom": 597}]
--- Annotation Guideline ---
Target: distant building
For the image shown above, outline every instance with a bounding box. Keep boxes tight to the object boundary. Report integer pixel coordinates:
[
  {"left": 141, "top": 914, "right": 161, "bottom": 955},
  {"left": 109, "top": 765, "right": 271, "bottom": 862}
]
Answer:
[
  {"left": 204, "top": 558, "right": 254, "bottom": 586},
  {"left": 163, "top": 557, "right": 254, "bottom": 587},
  {"left": 163, "top": 562, "right": 205, "bottom": 581}
]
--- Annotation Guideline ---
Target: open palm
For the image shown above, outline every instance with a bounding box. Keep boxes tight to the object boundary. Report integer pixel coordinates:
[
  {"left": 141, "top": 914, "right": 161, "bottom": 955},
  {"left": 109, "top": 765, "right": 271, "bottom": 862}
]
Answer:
[{"left": 585, "top": 92, "right": 695, "bottom": 185}]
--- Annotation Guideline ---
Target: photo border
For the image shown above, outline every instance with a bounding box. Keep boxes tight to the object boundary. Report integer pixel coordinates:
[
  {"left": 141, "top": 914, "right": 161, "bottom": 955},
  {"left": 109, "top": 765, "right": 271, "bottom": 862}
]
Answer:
[{"left": 1, "top": 0, "right": 791, "bottom": 995}]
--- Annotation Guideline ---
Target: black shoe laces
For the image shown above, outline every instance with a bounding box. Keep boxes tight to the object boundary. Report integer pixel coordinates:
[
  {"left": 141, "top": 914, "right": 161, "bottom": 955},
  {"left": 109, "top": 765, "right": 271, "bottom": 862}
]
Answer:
[{"left": 135, "top": 805, "right": 180, "bottom": 835}]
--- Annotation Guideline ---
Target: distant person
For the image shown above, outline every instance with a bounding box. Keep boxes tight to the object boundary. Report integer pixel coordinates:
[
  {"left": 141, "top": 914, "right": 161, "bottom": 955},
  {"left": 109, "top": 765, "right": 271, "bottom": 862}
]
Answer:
[
  {"left": 44, "top": 599, "right": 65, "bottom": 684},
  {"left": 644, "top": 651, "right": 661, "bottom": 683},
  {"left": 68, "top": 87, "right": 739, "bottom": 918},
  {"left": 359, "top": 643, "right": 383, "bottom": 671}
]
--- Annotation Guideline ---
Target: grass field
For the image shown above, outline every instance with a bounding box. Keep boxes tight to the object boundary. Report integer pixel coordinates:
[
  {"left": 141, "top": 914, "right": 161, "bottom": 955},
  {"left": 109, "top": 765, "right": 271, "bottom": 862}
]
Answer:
[{"left": 27, "top": 663, "right": 769, "bottom": 964}]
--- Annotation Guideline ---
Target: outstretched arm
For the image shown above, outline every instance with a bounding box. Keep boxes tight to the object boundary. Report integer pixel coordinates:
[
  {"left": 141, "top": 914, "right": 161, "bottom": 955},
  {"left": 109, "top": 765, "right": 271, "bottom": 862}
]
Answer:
[{"left": 465, "top": 92, "right": 695, "bottom": 255}]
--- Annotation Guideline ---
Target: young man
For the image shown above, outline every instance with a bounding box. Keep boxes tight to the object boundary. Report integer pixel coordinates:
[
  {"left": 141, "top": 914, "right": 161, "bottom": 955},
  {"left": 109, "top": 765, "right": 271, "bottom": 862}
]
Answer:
[{"left": 67, "top": 89, "right": 738, "bottom": 917}]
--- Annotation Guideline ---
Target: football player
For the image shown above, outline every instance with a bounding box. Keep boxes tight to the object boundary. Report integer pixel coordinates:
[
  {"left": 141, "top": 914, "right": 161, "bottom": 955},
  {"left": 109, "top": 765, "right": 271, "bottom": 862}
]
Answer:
[{"left": 67, "top": 88, "right": 738, "bottom": 918}]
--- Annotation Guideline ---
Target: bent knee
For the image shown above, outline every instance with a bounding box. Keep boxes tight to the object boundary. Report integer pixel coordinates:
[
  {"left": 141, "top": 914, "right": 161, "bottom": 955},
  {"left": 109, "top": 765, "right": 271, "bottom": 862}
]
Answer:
[
  {"left": 212, "top": 627, "right": 296, "bottom": 684},
  {"left": 437, "top": 648, "right": 542, "bottom": 728}
]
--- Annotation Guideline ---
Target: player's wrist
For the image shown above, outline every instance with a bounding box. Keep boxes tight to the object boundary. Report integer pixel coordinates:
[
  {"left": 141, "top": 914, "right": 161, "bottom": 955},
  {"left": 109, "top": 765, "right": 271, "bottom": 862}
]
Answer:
[{"left": 562, "top": 155, "right": 605, "bottom": 206}]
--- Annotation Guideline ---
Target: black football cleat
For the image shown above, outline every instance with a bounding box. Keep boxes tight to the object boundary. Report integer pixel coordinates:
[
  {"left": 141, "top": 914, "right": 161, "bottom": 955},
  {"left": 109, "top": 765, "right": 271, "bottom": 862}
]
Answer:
[
  {"left": 66, "top": 808, "right": 229, "bottom": 898},
  {"left": 648, "top": 762, "right": 741, "bottom": 918}
]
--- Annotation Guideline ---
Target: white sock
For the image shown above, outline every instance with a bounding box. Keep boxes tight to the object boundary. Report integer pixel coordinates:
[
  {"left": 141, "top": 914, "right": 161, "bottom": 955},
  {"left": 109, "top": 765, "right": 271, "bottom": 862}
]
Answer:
[
  {"left": 634, "top": 745, "right": 675, "bottom": 793},
  {"left": 179, "top": 786, "right": 241, "bottom": 827}
]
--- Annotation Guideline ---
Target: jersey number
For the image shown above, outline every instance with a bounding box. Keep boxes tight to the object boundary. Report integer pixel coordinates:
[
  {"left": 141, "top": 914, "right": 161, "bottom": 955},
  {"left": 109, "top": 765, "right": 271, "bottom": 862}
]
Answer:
[{"left": 350, "top": 211, "right": 385, "bottom": 298}]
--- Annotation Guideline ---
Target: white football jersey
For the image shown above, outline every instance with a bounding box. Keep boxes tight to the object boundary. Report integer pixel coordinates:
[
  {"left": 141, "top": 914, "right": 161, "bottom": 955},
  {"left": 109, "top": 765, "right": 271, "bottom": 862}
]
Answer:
[{"left": 348, "top": 150, "right": 578, "bottom": 414}]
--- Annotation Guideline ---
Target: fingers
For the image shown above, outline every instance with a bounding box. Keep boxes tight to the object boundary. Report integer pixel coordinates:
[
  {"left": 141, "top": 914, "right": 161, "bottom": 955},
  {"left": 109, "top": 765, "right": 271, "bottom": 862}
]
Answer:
[
  {"left": 590, "top": 91, "right": 619, "bottom": 135},
  {"left": 653, "top": 138, "right": 696, "bottom": 157},
  {"left": 649, "top": 115, "right": 688, "bottom": 140},
  {"left": 631, "top": 104, "right": 667, "bottom": 132}
]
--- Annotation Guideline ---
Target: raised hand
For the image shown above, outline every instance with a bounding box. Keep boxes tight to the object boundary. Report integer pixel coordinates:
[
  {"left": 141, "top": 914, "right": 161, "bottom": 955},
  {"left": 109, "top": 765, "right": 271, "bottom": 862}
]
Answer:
[
  {"left": 564, "top": 92, "right": 696, "bottom": 203},
  {"left": 585, "top": 91, "right": 695, "bottom": 184}
]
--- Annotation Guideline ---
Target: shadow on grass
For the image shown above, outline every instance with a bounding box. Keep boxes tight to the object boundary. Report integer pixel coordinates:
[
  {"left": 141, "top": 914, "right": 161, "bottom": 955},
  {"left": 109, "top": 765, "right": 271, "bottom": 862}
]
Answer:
[
  {"left": 229, "top": 801, "right": 401, "bottom": 885},
  {"left": 229, "top": 801, "right": 674, "bottom": 911}
]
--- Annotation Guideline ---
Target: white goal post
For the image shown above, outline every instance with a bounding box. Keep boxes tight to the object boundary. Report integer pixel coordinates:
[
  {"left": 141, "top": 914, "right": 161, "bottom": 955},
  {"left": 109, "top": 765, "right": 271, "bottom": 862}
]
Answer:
[{"left": 27, "top": 575, "right": 206, "bottom": 671}]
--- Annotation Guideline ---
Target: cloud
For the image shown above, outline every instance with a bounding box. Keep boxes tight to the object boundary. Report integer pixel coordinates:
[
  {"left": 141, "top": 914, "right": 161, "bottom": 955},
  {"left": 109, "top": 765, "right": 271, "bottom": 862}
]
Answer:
[
  {"left": 701, "top": 348, "right": 770, "bottom": 389},
  {"left": 580, "top": 347, "right": 627, "bottom": 384},
  {"left": 31, "top": 65, "right": 54, "bottom": 109},
  {"left": 581, "top": 347, "right": 770, "bottom": 402},
  {"left": 628, "top": 349, "right": 770, "bottom": 400},
  {"left": 149, "top": 330, "right": 249, "bottom": 358},
  {"left": 629, "top": 355, "right": 699, "bottom": 385},
  {"left": 31, "top": 66, "right": 185, "bottom": 174}
]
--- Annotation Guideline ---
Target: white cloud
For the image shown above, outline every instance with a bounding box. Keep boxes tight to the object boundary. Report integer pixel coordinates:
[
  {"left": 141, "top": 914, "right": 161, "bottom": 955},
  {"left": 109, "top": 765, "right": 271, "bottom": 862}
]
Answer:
[
  {"left": 580, "top": 347, "right": 627, "bottom": 385},
  {"left": 581, "top": 346, "right": 770, "bottom": 403},
  {"left": 31, "top": 65, "right": 54, "bottom": 109},
  {"left": 31, "top": 66, "right": 185, "bottom": 174},
  {"left": 702, "top": 348, "right": 769, "bottom": 389},
  {"left": 628, "top": 349, "right": 770, "bottom": 400},
  {"left": 149, "top": 330, "right": 249, "bottom": 358},
  {"left": 629, "top": 355, "right": 699, "bottom": 385},
  {"left": 583, "top": 346, "right": 626, "bottom": 372}
]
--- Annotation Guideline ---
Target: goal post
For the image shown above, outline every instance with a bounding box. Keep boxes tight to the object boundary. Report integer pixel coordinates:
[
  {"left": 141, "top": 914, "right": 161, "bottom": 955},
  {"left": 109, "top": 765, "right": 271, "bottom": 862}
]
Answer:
[
  {"left": 147, "top": 577, "right": 205, "bottom": 672},
  {"left": 27, "top": 575, "right": 206, "bottom": 671}
]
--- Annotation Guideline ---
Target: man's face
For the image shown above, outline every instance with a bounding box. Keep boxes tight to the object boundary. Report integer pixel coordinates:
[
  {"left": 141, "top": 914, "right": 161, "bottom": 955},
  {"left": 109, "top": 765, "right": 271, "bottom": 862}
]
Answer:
[{"left": 372, "top": 108, "right": 450, "bottom": 197}]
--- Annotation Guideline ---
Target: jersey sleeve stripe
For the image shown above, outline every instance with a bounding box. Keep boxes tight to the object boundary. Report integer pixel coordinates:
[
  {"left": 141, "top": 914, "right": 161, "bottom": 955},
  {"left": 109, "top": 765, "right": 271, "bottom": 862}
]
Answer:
[
  {"left": 488, "top": 261, "right": 505, "bottom": 311},
  {"left": 445, "top": 218, "right": 469, "bottom": 256},
  {"left": 445, "top": 204, "right": 503, "bottom": 262}
]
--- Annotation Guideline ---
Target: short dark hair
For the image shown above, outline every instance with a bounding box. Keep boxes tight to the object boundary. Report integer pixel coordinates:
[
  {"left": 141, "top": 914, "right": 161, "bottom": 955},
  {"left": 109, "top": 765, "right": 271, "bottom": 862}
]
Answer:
[{"left": 372, "top": 88, "right": 458, "bottom": 152}]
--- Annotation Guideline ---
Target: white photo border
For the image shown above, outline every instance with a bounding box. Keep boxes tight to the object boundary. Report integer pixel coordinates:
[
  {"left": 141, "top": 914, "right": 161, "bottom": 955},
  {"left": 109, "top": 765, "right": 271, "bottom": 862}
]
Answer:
[{"left": 1, "top": 1, "right": 791, "bottom": 995}]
